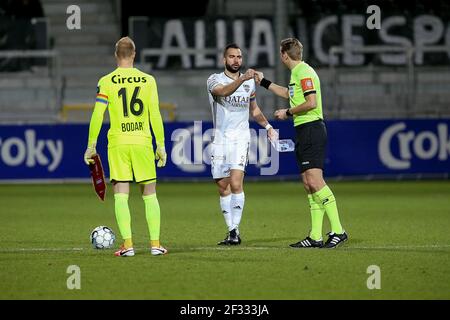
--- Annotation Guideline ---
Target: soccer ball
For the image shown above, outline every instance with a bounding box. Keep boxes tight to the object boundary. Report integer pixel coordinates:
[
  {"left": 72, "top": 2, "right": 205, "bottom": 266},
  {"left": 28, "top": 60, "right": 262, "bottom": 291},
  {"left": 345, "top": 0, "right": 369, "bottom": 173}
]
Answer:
[{"left": 90, "top": 226, "right": 115, "bottom": 249}]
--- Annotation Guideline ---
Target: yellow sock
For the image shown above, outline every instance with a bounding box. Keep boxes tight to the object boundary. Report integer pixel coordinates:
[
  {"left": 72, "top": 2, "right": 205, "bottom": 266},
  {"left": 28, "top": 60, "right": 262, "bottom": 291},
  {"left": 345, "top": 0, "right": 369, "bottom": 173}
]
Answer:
[
  {"left": 124, "top": 238, "right": 133, "bottom": 249},
  {"left": 150, "top": 240, "right": 160, "bottom": 248}
]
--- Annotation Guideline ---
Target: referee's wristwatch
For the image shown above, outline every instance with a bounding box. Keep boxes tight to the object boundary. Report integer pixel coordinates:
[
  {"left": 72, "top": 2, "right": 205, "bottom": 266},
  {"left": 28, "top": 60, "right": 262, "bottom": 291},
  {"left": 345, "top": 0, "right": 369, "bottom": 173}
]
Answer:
[{"left": 285, "top": 109, "right": 293, "bottom": 117}]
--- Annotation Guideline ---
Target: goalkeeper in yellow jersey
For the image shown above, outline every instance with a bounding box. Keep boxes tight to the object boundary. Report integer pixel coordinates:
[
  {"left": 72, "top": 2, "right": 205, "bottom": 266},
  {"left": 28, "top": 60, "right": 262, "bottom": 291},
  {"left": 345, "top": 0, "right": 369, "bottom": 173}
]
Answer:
[{"left": 84, "top": 37, "right": 167, "bottom": 257}]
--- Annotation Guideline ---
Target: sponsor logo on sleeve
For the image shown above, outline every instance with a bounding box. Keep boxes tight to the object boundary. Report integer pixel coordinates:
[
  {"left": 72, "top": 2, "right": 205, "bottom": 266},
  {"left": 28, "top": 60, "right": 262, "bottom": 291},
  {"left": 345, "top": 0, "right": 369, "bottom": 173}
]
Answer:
[{"left": 301, "top": 78, "right": 314, "bottom": 91}]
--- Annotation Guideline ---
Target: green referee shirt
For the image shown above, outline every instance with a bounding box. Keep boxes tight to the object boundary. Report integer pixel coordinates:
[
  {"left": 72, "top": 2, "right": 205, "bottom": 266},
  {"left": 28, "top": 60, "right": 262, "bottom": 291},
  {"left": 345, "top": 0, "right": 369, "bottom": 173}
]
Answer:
[{"left": 288, "top": 61, "right": 323, "bottom": 126}]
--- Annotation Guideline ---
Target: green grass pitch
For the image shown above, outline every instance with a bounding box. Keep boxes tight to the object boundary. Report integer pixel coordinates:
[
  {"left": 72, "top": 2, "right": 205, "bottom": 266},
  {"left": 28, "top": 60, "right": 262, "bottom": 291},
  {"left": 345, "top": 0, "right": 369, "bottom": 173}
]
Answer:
[{"left": 0, "top": 180, "right": 449, "bottom": 299}]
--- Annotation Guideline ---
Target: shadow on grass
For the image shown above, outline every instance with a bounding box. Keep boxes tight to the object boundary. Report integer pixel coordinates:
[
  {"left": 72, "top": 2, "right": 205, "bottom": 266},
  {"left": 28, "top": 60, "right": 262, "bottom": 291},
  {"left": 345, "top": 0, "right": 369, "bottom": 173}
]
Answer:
[
  {"left": 169, "top": 254, "right": 275, "bottom": 263},
  {"left": 244, "top": 237, "right": 297, "bottom": 246}
]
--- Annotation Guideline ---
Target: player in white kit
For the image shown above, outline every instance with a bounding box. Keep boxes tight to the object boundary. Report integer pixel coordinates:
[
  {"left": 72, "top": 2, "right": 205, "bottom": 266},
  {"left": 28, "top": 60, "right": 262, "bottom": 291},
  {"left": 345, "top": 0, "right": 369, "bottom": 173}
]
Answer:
[{"left": 207, "top": 43, "right": 278, "bottom": 245}]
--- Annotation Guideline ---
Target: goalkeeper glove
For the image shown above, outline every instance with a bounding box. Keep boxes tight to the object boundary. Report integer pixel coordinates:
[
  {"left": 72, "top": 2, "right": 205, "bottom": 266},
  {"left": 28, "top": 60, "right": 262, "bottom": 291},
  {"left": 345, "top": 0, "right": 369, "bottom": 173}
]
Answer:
[
  {"left": 84, "top": 143, "right": 96, "bottom": 165},
  {"left": 155, "top": 144, "right": 167, "bottom": 167}
]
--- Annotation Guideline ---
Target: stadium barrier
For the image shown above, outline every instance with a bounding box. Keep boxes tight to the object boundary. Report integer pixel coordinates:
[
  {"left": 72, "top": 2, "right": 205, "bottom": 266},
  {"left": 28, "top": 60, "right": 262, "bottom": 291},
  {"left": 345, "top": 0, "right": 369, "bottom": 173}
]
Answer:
[
  {"left": 0, "top": 119, "right": 449, "bottom": 182},
  {"left": 0, "top": 49, "right": 62, "bottom": 122},
  {"left": 327, "top": 45, "right": 450, "bottom": 119}
]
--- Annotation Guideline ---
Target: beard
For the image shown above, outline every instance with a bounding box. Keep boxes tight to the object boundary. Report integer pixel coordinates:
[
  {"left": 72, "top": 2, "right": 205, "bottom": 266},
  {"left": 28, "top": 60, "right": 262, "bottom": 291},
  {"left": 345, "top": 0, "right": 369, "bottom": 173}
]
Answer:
[{"left": 225, "top": 62, "right": 241, "bottom": 73}]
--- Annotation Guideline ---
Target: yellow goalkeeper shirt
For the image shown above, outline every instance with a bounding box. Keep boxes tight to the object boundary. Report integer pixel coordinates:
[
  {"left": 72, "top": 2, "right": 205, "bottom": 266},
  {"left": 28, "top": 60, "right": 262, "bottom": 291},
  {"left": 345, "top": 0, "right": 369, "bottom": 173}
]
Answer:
[{"left": 87, "top": 67, "right": 164, "bottom": 148}]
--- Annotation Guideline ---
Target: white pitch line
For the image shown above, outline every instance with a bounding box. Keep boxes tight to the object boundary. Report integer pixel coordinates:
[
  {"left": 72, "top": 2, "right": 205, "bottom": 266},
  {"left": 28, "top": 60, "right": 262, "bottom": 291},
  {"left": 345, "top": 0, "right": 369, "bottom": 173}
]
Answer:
[
  {"left": 179, "top": 245, "right": 450, "bottom": 251},
  {"left": 0, "top": 248, "right": 86, "bottom": 252},
  {"left": 342, "top": 244, "right": 450, "bottom": 250},
  {"left": 1, "top": 244, "right": 450, "bottom": 253}
]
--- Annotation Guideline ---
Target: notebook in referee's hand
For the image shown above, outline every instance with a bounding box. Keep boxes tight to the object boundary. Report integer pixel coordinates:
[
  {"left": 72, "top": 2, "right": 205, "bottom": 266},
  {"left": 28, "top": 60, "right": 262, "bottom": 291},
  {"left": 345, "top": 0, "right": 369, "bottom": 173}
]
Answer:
[{"left": 89, "top": 154, "right": 106, "bottom": 201}]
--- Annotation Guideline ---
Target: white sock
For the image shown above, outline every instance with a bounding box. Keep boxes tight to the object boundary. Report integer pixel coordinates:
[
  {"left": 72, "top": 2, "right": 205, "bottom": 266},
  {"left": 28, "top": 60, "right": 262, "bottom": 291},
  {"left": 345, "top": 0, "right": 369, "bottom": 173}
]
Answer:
[
  {"left": 219, "top": 194, "right": 232, "bottom": 231},
  {"left": 231, "top": 192, "right": 245, "bottom": 232}
]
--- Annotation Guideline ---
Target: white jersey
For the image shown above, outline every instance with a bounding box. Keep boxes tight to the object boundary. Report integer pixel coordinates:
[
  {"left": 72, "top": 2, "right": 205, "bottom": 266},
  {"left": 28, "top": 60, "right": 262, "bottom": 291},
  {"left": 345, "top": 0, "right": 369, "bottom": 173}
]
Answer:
[{"left": 207, "top": 72, "right": 256, "bottom": 144}]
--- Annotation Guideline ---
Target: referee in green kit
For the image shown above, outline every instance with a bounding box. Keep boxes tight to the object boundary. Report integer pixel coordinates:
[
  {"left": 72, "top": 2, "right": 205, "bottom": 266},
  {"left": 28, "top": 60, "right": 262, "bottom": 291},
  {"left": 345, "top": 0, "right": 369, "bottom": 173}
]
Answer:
[{"left": 255, "top": 38, "right": 347, "bottom": 249}]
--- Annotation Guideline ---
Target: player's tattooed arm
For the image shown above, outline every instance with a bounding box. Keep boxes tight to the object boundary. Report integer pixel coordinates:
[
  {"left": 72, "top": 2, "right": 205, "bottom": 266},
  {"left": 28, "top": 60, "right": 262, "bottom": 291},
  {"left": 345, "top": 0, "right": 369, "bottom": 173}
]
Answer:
[
  {"left": 209, "top": 69, "right": 255, "bottom": 97},
  {"left": 249, "top": 100, "right": 268, "bottom": 128},
  {"left": 250, "top": 100, "right": 278, "bottom": 142}
]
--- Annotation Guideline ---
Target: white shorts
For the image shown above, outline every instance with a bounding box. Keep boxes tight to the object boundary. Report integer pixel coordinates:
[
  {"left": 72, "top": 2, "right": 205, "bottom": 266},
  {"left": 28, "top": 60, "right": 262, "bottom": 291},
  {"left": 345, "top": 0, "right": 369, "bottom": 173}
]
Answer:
[{"left": 211, "top": 141, "right": 250, "bottom": 179}]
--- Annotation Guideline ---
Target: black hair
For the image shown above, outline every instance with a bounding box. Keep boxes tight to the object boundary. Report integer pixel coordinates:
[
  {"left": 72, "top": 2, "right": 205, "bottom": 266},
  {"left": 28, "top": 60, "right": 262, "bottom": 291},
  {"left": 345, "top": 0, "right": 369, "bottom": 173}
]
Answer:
[{"left": 223, "top": 43, "right": 241, "bottom": 57}]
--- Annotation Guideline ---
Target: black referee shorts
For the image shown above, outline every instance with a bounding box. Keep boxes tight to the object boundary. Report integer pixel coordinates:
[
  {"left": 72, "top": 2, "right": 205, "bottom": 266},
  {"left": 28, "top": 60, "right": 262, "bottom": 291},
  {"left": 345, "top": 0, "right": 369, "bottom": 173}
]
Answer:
[{"left": 294, "top": 119, "right": 327, "bottom": 173}]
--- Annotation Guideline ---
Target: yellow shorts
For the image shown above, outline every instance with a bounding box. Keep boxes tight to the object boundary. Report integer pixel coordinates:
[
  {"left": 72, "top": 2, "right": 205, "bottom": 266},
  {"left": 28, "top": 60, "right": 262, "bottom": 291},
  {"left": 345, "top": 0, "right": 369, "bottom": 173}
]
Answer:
[{"left": 108, "top": 145, "right": 156, "bottom": 184}]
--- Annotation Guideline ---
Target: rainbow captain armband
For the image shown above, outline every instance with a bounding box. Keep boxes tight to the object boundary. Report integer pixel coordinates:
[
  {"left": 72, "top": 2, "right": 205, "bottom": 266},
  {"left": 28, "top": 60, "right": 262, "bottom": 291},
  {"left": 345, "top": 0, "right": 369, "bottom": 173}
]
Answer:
[{"left": 95, "top": 93, "right": 108, "bottom": 105}]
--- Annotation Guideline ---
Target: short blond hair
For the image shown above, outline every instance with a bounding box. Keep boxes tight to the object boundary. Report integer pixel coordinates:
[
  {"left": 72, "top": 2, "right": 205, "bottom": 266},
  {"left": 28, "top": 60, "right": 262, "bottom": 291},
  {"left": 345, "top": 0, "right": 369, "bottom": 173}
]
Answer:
[
  {"left": 280, "top": 38, "right": 303, "bottom": 61},
  {"left": 115, "top": 36, "right": 136, "bottom": 59}
]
